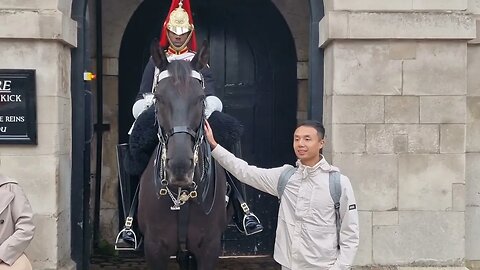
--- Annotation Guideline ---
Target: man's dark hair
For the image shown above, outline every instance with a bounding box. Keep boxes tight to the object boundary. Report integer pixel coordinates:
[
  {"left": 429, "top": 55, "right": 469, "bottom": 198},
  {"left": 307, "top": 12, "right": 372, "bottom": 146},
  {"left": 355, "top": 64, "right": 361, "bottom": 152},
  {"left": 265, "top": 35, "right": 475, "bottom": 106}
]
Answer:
[{"left": 297, "top": 120, "right": 325, "bottom": 139}]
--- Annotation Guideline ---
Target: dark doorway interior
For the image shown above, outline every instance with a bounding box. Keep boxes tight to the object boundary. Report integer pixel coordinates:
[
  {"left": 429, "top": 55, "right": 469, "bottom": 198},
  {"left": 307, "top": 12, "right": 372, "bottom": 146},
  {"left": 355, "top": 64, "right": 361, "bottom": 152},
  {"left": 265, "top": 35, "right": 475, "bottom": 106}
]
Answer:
[{"left": 118, "top": 0, "right": 297, "bottom": 255}]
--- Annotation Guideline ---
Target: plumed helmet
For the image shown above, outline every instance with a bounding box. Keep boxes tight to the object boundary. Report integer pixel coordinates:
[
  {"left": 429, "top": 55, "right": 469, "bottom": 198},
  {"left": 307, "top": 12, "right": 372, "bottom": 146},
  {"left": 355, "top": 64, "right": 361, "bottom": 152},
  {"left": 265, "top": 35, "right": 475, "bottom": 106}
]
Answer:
[{"left": 159, "top": 0, "right": 197, "bottom": 51}]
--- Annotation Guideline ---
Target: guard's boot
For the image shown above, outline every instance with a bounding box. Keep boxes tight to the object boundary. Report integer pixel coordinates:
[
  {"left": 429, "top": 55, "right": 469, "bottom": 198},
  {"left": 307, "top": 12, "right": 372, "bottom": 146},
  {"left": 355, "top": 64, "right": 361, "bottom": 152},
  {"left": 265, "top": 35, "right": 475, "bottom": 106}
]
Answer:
[
  {"left": 242, "top": 212, "right": 264, "bottom": 236},
  {"left": 232, "top": 200, "right": 264, "bottom": 236},
  {"left": 115, "top": 218, "right": 142, "bottom": 251},
  {"left": 115, "top": 230, "right": 137, "bottom": 250},
  {"left": 227, "top": 142, "right": 263, "bottom": 235}
]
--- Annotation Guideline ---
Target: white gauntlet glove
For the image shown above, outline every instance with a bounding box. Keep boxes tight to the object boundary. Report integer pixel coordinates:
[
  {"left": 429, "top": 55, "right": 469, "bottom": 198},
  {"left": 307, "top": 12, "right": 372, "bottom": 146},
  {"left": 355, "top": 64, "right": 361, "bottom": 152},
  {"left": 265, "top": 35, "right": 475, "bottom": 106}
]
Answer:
[
  {"left": 204, "top": 96, "right": 223, "bottom": 119},
  {"left": 132, "top": 93, "right": 154, "bottom": 119}
]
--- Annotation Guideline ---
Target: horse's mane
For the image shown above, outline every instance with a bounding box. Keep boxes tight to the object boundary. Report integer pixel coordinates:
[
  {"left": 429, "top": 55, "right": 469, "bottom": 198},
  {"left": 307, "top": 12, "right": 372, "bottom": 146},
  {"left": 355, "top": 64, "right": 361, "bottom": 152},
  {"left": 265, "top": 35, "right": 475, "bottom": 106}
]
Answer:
[{"left": 166, "top": 60, "right": 194, "bottom": 95}]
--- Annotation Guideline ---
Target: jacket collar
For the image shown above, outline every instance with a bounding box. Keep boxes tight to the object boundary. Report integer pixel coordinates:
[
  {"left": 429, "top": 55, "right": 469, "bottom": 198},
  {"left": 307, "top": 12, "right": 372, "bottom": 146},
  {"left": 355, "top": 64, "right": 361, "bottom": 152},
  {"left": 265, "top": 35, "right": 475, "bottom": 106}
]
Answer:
[
  {"left": 166, "top": 46, "right": 190, "bottom": 55},
  {"left": 0, "top": 174, "right": 17, "bottom": 186},
  {"left": 295, "top": 155, "right": 339, "bottom": 178}
]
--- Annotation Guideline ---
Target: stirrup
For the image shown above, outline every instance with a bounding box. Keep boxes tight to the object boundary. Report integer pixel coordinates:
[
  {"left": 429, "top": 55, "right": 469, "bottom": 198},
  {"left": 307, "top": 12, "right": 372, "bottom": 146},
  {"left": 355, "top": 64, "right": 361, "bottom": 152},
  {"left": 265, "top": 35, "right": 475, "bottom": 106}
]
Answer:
[
  {"left": 115, "top": 228, "right": 140, "bottom": 251},
  {"left": 243, "top": 213, "right": 263, "bottom": 236}
]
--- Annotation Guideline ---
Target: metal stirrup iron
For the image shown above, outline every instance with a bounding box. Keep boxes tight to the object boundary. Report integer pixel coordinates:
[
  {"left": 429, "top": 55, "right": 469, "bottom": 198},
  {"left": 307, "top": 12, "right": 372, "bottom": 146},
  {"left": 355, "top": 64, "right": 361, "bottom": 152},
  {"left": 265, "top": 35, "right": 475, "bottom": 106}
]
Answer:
[{"left": 115, "top": 184, "right": 141, "bottom": 251}]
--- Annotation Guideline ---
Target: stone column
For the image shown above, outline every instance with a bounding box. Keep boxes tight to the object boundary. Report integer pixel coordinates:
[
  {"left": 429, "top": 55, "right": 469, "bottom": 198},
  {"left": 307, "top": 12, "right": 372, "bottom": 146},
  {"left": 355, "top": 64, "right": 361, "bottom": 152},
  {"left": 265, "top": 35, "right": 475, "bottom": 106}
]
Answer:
[
  {"left": 466, "top": 1, "right": 480, "bottom": 269},
  {"left": 320, "top": 0, "right": 475, "bottom": 267},
  {"left": 0, "top": 1, "right": 76, "bottom": 269}
]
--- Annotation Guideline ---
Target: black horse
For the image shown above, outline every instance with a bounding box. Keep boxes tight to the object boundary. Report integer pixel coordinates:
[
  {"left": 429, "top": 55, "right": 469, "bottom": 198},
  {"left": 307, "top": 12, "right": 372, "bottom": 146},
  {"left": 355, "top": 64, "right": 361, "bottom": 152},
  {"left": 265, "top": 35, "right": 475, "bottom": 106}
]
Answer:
[{"left": 137, "top": 41, "right": 232, "bottom": 270}]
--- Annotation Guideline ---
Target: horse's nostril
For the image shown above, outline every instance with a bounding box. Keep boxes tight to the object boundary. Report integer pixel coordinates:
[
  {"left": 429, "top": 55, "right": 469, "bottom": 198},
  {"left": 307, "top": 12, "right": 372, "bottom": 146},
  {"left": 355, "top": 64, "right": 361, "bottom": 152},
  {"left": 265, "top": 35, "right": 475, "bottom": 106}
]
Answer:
[{"left": 165, "top": 158, "right": 194, "bottom": 172}]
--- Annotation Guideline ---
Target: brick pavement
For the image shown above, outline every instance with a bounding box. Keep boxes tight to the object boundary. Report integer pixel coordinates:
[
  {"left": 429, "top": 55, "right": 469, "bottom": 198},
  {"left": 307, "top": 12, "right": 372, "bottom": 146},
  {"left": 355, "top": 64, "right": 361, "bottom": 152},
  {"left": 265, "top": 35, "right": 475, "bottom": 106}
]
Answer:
[{"left": 90, "top": 255, "right": 281, "bottom": 270}]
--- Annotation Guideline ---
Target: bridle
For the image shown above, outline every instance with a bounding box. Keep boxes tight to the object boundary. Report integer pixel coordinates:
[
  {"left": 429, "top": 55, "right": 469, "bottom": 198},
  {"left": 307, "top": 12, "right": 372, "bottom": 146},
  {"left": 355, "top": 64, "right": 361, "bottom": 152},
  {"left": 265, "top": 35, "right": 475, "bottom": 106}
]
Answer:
[{"left": 152, "top": 68, "right": 209, "bottom": 210}]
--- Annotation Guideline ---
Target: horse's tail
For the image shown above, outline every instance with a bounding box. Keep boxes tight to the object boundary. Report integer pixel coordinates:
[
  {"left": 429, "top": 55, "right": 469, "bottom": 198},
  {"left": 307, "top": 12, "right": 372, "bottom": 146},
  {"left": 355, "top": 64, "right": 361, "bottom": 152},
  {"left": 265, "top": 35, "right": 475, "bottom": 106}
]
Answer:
[{"left": 176, "top": 250, "right": 195, "bottom": 270}]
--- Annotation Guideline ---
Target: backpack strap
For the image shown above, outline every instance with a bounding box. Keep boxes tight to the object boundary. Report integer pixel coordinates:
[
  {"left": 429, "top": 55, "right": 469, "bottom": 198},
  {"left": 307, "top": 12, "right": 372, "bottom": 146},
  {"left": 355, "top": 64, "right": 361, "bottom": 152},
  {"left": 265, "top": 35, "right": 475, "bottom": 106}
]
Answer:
[
  {"left": 329, "top": 171, "right": 342, "bottom": 249},
  {"left": 277, "top": 165, "right": 296, "bottom": 200}
]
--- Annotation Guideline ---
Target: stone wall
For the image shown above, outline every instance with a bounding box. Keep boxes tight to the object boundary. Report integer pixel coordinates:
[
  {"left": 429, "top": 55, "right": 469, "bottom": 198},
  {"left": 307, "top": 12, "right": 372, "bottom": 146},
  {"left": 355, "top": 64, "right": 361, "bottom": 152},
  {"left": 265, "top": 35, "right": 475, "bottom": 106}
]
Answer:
[
  {"left": 0, "top": 1, "right": 76, "bottom": 269},
  {"left": 321, "top": 0, "right": 477, "bottom": 267},
  {"left": 467, "top": 1, "right": 480, "bottom": 269}
]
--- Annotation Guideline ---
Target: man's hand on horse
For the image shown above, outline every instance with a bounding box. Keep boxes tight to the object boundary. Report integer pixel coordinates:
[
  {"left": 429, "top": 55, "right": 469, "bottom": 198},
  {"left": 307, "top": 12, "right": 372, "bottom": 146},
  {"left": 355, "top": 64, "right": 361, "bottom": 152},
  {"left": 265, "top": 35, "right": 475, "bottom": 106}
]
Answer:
[{"left": 204, "top": 120, "right": 218, "bottom": 149}]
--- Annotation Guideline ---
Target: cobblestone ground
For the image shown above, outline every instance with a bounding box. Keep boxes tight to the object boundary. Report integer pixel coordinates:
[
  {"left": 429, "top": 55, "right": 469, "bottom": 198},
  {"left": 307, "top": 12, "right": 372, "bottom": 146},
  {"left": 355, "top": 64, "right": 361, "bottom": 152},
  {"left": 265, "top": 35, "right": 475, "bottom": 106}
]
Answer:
[{"left": 90, "top": 255, "right": 280, "bottom": 270}]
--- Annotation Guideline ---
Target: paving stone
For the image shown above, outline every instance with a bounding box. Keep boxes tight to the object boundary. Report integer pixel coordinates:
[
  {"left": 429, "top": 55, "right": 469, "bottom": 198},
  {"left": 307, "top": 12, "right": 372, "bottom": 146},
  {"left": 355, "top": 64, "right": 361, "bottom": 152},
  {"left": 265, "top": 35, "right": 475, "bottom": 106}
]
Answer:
[{"left": 90, "top": 255, "right": 281, "bottom": 269}]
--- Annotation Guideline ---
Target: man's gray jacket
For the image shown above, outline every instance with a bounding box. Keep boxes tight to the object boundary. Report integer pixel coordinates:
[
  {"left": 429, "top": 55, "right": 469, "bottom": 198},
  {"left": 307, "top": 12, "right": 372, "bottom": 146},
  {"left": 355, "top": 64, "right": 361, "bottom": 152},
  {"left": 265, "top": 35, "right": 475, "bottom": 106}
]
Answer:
[{"left": 212, "top": 145, "right": 359, "bottom": 270}]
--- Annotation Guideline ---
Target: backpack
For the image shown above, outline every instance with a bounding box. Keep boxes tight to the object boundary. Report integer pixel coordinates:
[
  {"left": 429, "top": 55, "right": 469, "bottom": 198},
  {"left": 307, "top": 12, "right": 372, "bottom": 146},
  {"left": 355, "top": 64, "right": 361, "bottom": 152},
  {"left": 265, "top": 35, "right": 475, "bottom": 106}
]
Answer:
[{"left": 277, "top": 165, "right": 342, "bottom": 248}]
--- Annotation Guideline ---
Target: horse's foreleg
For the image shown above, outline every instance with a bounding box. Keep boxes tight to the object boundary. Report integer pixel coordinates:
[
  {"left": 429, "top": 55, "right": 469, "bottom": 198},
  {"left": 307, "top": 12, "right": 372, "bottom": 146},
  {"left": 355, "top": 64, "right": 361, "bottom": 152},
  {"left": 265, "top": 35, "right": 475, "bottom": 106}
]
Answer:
[
  {"left": 193, "top": 235, "right": 222, "bottom": 270},
  {"left": 143, "top": 239, "right": 170, "bottom": 270},
  {"left": 176, "top": 251, "right": 197, "bottom": 270}
]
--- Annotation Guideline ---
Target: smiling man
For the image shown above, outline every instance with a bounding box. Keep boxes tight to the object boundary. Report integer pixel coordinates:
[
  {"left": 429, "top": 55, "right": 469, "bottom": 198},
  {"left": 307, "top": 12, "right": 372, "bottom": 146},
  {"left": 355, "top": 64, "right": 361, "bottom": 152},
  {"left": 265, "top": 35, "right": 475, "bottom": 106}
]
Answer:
[
  {"left": 205, "top": 120, "right": 360, "bottom": 270},
  {"left": 293, "top": 123, "right": 325, "bottom": 166}
]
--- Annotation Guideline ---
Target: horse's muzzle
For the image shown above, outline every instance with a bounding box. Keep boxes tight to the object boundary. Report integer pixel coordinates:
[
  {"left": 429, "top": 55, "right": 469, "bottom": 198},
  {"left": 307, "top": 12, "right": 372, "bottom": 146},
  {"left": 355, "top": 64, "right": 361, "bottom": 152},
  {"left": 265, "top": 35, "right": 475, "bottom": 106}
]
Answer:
[{"left": 166, "top": 158, "right": 195, "bottom": 187}]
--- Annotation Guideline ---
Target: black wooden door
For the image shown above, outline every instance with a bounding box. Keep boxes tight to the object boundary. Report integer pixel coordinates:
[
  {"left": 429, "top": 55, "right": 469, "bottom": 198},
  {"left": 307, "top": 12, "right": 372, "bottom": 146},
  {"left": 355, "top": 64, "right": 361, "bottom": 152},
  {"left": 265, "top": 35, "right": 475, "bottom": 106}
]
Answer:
[
  {"left": 119, "top": 0, "right": 297, "bottom": 255},
  {"left": 195, "top": 1, "right": 297, "bottom": 255}
]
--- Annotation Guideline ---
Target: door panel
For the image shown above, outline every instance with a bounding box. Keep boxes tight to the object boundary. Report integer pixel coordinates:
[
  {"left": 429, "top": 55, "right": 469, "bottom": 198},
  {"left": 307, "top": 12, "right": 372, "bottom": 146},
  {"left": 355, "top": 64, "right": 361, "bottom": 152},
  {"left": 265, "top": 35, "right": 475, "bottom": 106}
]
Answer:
[{"left": 196, "top": 2, "right": 297, "bottom": 255}]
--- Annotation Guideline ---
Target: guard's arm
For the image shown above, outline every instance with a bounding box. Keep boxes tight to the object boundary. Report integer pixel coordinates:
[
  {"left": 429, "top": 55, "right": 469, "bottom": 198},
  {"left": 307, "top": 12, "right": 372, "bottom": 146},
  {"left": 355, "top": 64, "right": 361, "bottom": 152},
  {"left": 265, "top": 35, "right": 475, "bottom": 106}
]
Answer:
[
  {"left": 199, "top": 66, "right": 222, "bottom": 118},
  {"left": 132, "top": 58, "right": 156, "bottom": 119},
  {"left": 200, "top": 66, "right": 215, "bottom": 96},
  {"left": 136, "top": 58, "right": 156, "bottom": 100}
]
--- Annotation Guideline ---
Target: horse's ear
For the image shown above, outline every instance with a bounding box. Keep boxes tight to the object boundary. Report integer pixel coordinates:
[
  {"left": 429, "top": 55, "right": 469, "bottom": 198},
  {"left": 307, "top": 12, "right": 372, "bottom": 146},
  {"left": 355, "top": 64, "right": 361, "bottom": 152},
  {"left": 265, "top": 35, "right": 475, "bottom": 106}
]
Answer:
[
  {"left": 150, "top": 38, "right": 168, "bottom": 70},
  {"left": 191, "top": 40, "right": 209, "bottom": 71}
]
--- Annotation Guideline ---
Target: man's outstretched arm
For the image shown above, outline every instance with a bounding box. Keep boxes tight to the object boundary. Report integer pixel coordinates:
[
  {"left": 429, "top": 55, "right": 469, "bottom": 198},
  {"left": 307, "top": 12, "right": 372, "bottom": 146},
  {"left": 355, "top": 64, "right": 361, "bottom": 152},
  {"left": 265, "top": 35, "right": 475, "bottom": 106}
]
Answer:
[{"left": 205, "top": 120, "right": 287, "bottom": 197}]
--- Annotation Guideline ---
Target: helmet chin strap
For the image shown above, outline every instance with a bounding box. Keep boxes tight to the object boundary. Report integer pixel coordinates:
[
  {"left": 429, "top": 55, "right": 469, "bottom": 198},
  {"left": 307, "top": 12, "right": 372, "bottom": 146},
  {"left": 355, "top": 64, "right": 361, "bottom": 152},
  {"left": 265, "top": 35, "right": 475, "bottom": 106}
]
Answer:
[{"left": 167, "top": 31, "right": 193, "bottom": 53}]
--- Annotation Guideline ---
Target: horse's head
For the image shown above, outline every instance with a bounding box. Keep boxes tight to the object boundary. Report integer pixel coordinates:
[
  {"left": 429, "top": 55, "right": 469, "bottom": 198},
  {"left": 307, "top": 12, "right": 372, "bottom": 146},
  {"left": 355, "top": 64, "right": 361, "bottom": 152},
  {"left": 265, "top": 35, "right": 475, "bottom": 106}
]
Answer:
[{"left": 151, "top": 39, "right": 209, "bottom": 188}]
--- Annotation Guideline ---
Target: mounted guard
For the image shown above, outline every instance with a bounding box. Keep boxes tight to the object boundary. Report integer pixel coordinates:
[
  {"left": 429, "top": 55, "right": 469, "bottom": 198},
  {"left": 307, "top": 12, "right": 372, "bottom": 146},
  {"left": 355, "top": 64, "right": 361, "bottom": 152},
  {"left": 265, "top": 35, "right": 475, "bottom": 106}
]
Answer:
[{"left": 115, "top": 0, "right": 263, "bottom": 251}]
